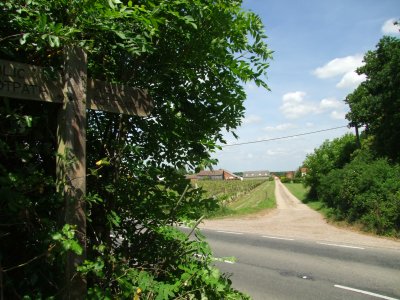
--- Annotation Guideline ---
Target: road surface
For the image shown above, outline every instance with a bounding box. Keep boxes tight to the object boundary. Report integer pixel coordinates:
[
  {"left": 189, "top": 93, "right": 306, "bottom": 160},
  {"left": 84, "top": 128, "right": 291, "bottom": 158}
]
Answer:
[
  {"left": 198, "top": 178, "right": 400, "bottom": 299},
  {"left": 204, "top": 229, "right": 400, "bottom": 300}
]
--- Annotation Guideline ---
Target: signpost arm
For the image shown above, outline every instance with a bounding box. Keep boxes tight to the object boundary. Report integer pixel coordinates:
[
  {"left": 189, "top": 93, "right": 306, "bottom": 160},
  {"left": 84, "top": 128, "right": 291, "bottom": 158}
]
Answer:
[{"left": 57, "top": 46, "right": 87, "bottom": 299}]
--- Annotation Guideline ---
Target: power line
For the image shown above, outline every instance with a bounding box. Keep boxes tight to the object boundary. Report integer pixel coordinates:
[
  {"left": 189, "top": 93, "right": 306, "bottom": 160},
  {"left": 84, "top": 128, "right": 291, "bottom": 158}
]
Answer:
[{"left": 221, "top": 125, "right": 349, "bottom": 147}]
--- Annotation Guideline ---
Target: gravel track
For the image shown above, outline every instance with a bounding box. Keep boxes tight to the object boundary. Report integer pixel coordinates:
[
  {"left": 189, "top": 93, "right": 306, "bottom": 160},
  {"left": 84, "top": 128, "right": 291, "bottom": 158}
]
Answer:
[{"left": 200, "top": 178, "right": 400, "bottom": 250}]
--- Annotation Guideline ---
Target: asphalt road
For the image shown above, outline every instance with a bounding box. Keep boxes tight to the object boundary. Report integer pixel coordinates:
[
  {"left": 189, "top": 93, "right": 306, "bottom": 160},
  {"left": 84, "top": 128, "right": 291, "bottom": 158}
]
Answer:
[{"left": 203, "top": 229, "right": 400, "bottom": 300}]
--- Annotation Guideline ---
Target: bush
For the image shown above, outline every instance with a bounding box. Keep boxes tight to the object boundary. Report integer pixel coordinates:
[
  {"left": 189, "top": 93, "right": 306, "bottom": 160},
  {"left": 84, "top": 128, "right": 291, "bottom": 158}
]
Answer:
[
  {"left": 318, "top": 156, "right": 400, "bottom": 236},
  {"left": 303, "top": 133, "right": 358, "bottom": 199},
  {"left": 292, "top": 177, "right": 304, "bottom": 184},
  {"left": 280, "top": 176, "right": 291, "bottom": 183}
]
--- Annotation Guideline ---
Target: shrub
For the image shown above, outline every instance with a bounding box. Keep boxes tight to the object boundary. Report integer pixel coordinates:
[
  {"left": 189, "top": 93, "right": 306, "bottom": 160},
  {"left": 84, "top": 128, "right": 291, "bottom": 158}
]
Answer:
[
  {"left": 292, "top": 177, "right": 304, "bottom": 184},
  {"left": 280, "top": 176, "right": 291, "bottom": 183},
  {"left": 318, "top": 156, "right": 400, "bottom": 236},
  {"left": 303, "top": 133, "right": 358, "bottom": 199}
]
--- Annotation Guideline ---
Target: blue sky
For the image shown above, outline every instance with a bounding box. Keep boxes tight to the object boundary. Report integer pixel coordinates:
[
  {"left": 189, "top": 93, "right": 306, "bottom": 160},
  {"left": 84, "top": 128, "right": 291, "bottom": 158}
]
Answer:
[{"left": 212, "top": 0, "right": 399, "bottom": 173}]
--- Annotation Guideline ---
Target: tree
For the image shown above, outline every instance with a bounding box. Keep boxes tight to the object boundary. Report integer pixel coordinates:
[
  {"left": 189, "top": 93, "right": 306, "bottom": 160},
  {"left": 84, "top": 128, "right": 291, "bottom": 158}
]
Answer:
[
  {"left": 1, "top": 0, "right": 271, "bottom": 298},
  {"left": 303, "top": 133, "right": 357, "bottom": 199},
  {"left": 345, "top": 36, "right": 400, "bottom": 162}
]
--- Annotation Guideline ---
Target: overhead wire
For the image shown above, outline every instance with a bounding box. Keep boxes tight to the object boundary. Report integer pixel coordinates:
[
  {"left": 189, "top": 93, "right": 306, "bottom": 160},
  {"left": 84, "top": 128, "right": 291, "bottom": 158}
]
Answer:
[{"left": 221, "top": 125, "right": 349, "bottom": 147}]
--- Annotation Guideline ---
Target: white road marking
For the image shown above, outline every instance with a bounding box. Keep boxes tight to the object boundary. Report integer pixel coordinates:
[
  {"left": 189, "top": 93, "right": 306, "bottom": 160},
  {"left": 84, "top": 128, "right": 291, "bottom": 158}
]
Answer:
[
  {"left": 262, "top": 235, "right": 295, "bottom": 241},
  {"left": 334, "top": 285, "right": 399, "bottom": 300},
  {"left": 317, "top": 242, "right": 365, "bottom": 250},
  {"left": 217, "top": 230, "right": 243, "bottom": 235},
  {"left": 220, "top": 259, "right": 235, "bottom": 264}
]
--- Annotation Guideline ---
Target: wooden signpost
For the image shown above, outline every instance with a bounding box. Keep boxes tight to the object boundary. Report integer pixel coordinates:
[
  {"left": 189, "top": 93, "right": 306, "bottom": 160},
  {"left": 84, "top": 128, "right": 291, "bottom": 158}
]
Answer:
[{"left": 0, "top": 46, "right": 153, "bottom": 299}]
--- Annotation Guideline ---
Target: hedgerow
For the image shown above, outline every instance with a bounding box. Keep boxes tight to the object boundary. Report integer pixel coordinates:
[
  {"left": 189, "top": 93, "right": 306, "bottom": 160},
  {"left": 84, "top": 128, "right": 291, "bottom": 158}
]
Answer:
[{"left": 318, "top": 154, "right": 400, "bottom": 237}]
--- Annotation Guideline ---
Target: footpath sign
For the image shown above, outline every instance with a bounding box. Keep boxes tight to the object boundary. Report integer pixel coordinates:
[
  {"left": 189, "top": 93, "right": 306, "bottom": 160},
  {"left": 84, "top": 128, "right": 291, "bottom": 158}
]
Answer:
[{"left": 0, "top": 46, "right": 153, "bottom": 299}]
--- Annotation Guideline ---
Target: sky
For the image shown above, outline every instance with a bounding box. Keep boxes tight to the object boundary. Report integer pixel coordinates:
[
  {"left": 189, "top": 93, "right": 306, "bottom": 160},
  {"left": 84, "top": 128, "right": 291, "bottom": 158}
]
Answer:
[{"left": 212, "top": 0, "right": 400, "bottom": 173}]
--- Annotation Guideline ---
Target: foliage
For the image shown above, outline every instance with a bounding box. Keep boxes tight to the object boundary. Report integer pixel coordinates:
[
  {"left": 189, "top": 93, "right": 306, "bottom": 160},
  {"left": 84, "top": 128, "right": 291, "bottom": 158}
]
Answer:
[
  {"left": 292, "top": 178, "right": 303, "bottom": 184},
  {"left": 0, "top": 100, "right": 65, "bottom": 297},
  {"left": 302, "top": 36, "right": 400, "bottom": 237},
  {"left": 318, "top": 153, "right": 400, "bottom": 237},
  {"left": 1, "top": 0, "right": 271, "bottom": 298},
  {"left": 345, "top": 36, "right": 400, "bottom": 162},
  {"left": 303, "top": 133, "right": 358, "bottom": 199},
  {"left": 279, "top": 176, "right": 291, "bottom": 183},
  {"left": 80, "top": 226, "right": 251, "bottom": 299}
]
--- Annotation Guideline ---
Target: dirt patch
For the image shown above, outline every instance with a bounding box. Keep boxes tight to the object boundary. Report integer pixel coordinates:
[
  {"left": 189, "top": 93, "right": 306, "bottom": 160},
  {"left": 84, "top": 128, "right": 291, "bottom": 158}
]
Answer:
[{"left": 200, "top": 178, "right": 400, "bottom": 250}]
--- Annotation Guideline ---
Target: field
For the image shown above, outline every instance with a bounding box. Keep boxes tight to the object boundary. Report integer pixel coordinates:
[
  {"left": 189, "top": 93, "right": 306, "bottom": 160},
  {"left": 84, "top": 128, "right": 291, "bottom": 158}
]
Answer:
[{"left": 196, "top": 179, "right": 276, "bottom": 218}]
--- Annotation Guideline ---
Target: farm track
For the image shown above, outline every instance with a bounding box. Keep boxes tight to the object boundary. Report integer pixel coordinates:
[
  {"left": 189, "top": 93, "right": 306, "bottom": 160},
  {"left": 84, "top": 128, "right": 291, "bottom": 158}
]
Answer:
[{"left": 201, "top": 178, "right": 400, "bottom": 250}]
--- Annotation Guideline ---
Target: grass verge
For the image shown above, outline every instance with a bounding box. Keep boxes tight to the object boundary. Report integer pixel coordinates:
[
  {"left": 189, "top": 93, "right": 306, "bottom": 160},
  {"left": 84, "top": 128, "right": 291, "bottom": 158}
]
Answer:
[{"left": 208, "top": 180, "right": 276, "bottom": 218}]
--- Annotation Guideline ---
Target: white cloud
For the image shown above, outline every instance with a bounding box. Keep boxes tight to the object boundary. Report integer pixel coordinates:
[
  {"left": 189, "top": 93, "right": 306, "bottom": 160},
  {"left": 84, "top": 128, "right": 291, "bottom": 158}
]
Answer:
[
  {"left": 314, "top": 54, "right": 366, "bottom": 90},
  {"left": 280, "top": 91, "right": 318, "bottom": 119},
  {"left": 320, "top": 98, "right": 347, "bottom": 120},
  {"left": 265, "top": 148, "right": 286, "bottom": 156},
  {"left": 280, "top": 92, "right": 346, "bottom": 120},
  {"left": 336, "top": 71, "right": 366, "bottom": 89},
  {"left": 382, "top": 18, "right": 400, "bottom": 35},
  {"left": 264, "top": 123, "right": 296, "bottom": 131},
  {"left": 242, "top": 114, "right": 262, "bottom": 125},
  {"left": 330, "top": 110, "right": 346, "bottom": 120},
  {"left": 313, "top": 55, "right": 364, "bottom": 79},
  {"left": 319, "top": 98, "right": 342, "bottom": 110}
]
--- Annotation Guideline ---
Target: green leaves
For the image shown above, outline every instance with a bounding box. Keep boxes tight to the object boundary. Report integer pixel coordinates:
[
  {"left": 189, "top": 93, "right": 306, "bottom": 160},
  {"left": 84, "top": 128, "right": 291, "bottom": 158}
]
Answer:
[
  {"left": 346, "top": 36, "right": 400, "bottom": 162},
  {"left": 107, "top": 210, "right": 121, "bottom": 227},
  {"left": 307, "top": 37, "right": 400, "bottom": 238},
  {"left": 318, "top": 155, "right": 400, "bottom": 237},
  {"left": 78, "top": 256, "right": 105, "bottom": 278},
  {"left": 2, "top": 0, "right": 271, "bottom": 298},
  {"left": 303, "top": 133, "right": 358, "bottom": 199},
  {"left": 107, "top": 0, "right": 122, "bottom": 9},
  {"left": 52, "top": 224, "right": 83, "bottom": 255}
]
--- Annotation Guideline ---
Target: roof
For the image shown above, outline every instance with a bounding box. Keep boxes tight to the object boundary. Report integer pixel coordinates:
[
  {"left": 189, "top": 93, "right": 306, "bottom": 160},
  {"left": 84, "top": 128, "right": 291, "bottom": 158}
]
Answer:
[
  {"left": 197, "top": 169, "right": 224, "bottom": 176},
  {"left": 242, "top": 170, "right": 270, "bottom": 175}
]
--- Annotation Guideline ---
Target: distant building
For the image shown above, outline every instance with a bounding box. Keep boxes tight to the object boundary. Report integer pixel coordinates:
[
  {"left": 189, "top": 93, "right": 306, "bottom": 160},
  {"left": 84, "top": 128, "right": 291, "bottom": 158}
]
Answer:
[
  {"left": 242, "top": 170, "right": 270, "bottom": 179},
  {"left": 185, "top": 174, "right": 198, "bottom": 182},
  {"left": 196, "top": 169, "right": 240, "bottom": 180},
  {"left": 286, "top": 171, "right": 295, "bottom": 179}
]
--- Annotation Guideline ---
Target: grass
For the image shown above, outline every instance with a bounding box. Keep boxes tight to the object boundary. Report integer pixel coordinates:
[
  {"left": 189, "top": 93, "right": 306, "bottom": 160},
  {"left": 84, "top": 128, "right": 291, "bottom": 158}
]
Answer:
[
  {"left": 282, "top": 182, "right": 397, "bottom": 237},
  {"left": 283, "top": 182, "right": 332, "bottom": 217},
  {"left": 282, "top": 182, "right": 308, "bottom": 202},
  {"left": 197, "top": 179, "right": 266, "bottom": 201},
  {"left": 207, "top": 180, "right": 276, "bottom": 218}
]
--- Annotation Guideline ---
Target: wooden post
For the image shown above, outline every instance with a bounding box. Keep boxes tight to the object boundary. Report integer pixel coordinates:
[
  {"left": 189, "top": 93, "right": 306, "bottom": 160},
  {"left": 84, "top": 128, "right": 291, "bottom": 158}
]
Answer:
[
  {"left": 1, "top": 50, "right": 152, "bottom": 298},
  {"left": 57, "top": 46, "right": 87, "bottom": 299}
]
